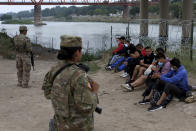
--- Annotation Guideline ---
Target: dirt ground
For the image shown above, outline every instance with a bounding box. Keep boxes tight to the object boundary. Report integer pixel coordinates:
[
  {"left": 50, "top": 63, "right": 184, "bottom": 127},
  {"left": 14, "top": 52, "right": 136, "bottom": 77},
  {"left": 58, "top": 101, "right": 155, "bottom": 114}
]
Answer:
[{"left": 0, "top": 58, "right": 196, "bottom": 131}]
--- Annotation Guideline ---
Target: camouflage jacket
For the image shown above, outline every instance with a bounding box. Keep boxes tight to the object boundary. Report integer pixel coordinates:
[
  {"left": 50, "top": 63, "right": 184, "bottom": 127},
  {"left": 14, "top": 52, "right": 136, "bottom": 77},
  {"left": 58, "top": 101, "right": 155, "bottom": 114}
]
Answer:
[
  {"left": 42, "top": 61, "right": 98, "bottom": 131},
  {"left": 14, "top": 34, "right": 32, "bottom": 54}
]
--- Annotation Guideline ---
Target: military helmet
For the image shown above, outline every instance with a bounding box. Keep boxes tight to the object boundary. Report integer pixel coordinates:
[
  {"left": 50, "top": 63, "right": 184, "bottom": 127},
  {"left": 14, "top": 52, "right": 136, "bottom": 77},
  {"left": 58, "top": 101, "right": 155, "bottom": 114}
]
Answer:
[
  {"left": 19, "top": 26, "right": 27, "bottom": 31},
  {"left": 60, "top": 35, "right": 82, "bottom": 48}
]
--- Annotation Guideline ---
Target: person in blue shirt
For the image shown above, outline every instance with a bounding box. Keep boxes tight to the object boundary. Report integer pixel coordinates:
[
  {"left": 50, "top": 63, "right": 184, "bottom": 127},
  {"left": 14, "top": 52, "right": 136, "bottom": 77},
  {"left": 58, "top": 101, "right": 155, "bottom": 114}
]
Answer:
[{"left": 143, "top": 58, "right": 190, "bottom": 112}]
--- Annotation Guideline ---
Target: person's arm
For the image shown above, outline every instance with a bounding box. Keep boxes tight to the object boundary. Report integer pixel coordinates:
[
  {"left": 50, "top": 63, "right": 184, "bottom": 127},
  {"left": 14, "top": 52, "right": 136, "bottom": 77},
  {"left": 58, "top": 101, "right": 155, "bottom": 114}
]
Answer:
[
  {"left": 72, "top": 73, "right": 98, "bottom": 114},
  {"left": 42, "top": 70, "right": 53, "bottom": 99},
  {"left": 140, "top": 60, "right": 150, "bottom": 68},
  {"left": 160, "top": 71, "right": 184, "bottom": 85},
  {"left": 116, "top": 47, "right": 126, "bottom": 55},
  {"left": 161, "top": 70, "right": 173, "bottom": 78},
  {"left": 113, "top": 43, "right": 123, "bottom": 54}
]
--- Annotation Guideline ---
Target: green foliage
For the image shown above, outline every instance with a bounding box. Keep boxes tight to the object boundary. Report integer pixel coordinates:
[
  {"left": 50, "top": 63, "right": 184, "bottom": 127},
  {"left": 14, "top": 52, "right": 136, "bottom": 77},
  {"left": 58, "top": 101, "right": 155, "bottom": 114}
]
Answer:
[
  {"left": 81, "top": 51, "right": 102, "bottom": 62},
  {"left": 169, "top": 2, "right": 182, "bottom": 19},
  {"left": 87, "top": 62, "right": 101, "bottom": 73},
  {"left": 148, "top": 5, "right": 159, "bottom": 14},
  {"left": 0, "top": 33, "right": 15, "bottom": 59},
  {"left": 4, "top": 5, "right": 123, "bottom": 19},
  {"left": 2, "top": 20, "right": 33, "bottom": 24},
  {"left": 0, "top": 14, "right": 12, "bottom": 20},
  {"left": 130, "top": 7, "right": 139, "bottom": 16}
]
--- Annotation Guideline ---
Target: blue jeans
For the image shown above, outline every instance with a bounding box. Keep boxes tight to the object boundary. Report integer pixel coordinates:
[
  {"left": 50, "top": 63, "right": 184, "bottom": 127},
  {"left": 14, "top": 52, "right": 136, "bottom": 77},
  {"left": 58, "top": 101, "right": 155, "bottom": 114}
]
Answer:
[
  {"left": 118, "top": 57, "right": 133, "bottom": 71},
  {"left": 111, "top": 56, "right": 125, "bottom": 68},
  {"left": 109, "top": 55, "right": 122, "bottom": 66}
]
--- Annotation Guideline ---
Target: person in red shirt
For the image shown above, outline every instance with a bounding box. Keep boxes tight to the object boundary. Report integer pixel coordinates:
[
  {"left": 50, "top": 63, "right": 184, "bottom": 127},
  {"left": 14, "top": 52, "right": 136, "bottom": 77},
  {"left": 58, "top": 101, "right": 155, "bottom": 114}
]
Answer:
[
  {"left": 112, "top": 36, "right": 125, "bottom": 55},
  {"left": 136, "top": 44, "right": 146, "bottom": 56}
]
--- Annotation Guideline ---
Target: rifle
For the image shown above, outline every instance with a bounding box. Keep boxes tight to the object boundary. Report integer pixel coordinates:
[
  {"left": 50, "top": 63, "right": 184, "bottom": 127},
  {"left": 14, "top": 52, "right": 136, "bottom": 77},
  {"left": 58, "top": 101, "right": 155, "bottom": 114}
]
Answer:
[{"left": 30, "top": 52, "right": 35, "bottom": 71}]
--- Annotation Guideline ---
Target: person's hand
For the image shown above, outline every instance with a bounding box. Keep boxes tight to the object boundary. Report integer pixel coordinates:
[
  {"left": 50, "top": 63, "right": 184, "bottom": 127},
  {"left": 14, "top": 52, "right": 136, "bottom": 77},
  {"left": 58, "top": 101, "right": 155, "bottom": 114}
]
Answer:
[
  {"left": 124, "top": 62, "right": 128, "bottom": 66},
  {"left": 151, "top": 67, "right": 157, "bottom": 71},
  {"left": 153, "top": 73, "right": 161, "bottom": 79},
  {"left": 91, "top": 81, "right": 100, "bottom": 94},
  {"left": 151, "top": 74, "right": 156, "bottom": 79},
  {"left": 140, "top": 60, "right": 144, "bottom": 65},
  {"left": 152, "top": 62, "right": 156, "bottom": 65}
]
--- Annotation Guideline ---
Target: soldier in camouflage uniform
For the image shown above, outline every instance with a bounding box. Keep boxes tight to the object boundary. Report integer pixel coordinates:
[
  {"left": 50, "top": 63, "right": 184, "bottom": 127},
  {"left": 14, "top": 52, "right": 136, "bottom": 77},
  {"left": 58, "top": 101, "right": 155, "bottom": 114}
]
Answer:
[
  {"left": 14, "top": 26, "right": 32, "bottom": 88},
  {"left": 42, "top": 35, "right": 99, "bottom": 131}
]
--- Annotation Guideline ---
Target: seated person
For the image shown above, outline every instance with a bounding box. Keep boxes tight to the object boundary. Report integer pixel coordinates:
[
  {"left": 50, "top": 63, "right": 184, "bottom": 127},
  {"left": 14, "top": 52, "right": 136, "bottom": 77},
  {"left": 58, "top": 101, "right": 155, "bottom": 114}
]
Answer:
[
  {"left": 135, "top": 43, "right": 146, "bottom": 56},
  {"left": 121, "top": 53, "right": 170, "bottom": 91},
  {"left": 122, "top": 44, "right": 145, "bottom": 80},
  {"left": 155, "top": 47, "right": 165, "bottom": 56},
  {"left": 122, "top": 50, "right": 143, "bottom": 80},
  {"left": 106, "top": 40, "right": 134, "bottom": 70},
  {"left": 105, "top": 36, "right": 125, "bottom": 70},
  {"left": 112, "top": 36, "right": 125, "bottom": 55},
  {"left": 141, "top": 58, "right": 190, "bottom": 111},
  {"left": 129, "top": 46, "right": 155, "bottom": 82}
]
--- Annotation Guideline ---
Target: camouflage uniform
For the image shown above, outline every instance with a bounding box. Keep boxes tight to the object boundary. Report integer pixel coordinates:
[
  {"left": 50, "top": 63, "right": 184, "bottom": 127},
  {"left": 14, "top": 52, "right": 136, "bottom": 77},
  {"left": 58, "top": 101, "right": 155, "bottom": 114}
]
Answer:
[
  {"left": 14, "top": 26, "right": 32, "bottom": 88},
  {"left": 42, "top": 35, "right": 98, "bottom": 131}
]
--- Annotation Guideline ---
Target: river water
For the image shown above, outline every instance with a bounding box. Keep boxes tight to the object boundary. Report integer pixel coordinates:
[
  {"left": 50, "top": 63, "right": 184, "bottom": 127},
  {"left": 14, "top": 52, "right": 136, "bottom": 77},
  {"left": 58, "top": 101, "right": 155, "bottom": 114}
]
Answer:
[{"left": 0, "top": 21, "right": 196, "bottom": 51}]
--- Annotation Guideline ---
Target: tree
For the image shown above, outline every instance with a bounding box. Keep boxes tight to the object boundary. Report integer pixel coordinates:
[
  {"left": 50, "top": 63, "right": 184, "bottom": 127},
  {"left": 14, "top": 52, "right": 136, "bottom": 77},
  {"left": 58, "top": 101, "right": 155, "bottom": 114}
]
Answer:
[
  {"left": 169, "top": 2, "right": 182, "bottom": 19},
  {"left": 130, "top": 6, "right": 139, "bottom": 16},
  {"left": 0, "top": 14, "right": 12, "bottom": 20},
  {"left": 148, "top": 5, "right": 159, "bottom": 14}
]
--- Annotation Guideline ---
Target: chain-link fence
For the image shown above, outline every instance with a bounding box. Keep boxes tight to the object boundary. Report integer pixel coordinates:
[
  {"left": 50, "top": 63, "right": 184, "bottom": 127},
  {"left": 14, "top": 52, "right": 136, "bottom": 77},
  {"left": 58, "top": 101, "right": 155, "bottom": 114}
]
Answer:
[{"left": 1, "top": 20, "right": 196, "bottom": 61}]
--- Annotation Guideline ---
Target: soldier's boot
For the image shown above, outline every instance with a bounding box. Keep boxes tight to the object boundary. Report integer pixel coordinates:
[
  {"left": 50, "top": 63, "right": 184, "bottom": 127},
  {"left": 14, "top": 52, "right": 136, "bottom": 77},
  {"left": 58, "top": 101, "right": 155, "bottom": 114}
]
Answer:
[
  {"left": 22, "top": 83, "right": 30, "bottom": 88},
  {"left": 49, "top": 119, "right": 56, "bottom": 131},
  {"left": 17, "top": 82, "right": 22, "bottom": 87}
]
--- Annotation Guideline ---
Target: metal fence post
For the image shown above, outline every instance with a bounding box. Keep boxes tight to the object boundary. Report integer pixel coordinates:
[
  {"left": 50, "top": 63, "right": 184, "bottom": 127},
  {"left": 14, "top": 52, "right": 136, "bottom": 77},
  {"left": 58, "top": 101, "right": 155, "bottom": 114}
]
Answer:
[
  {"left": 111, "top": 26, "right": 113, "bottom": 49},
  {"left": 52, "top": 37, "right": 53, "bottom": 49},
  {"left": 36, "top": 36, "right": 38, "bottom": 44},
  {"left": 190, "top": 20, "right": 194, "bottom": 61}
]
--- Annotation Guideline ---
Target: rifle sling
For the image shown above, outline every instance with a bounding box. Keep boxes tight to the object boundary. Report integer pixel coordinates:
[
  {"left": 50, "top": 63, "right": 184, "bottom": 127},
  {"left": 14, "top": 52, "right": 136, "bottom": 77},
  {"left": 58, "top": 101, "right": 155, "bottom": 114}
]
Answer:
[{"left": 52, "top": 64, "right": 73, "bottom": 83}]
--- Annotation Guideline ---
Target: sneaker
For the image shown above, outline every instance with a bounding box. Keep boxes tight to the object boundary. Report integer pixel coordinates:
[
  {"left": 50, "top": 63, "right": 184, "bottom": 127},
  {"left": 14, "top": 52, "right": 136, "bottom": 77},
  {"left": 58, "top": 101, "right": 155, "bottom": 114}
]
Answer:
[
  {"left": 120, "top": 72, "right": 128, "bottom": 78},
  {"left": 121, "top": 84, "right": 134, "bottom": 91},
  {"left": 139, "top": 99, "right": 150, "bottom": 105},
  {"left": 120, "top": 72, "right": 125, "bottom": 77},
  {"left": 122, "top": 72, "right": 128, "bottom": 78},
  {"left": 184, "top": 95, "right": 196, "bottom": 103},
  {"left": 148, "top": 105, "right": 163, "bottom": 112},
  {"left": 105, "top": 66, "right": 112, "bottom": 71}
]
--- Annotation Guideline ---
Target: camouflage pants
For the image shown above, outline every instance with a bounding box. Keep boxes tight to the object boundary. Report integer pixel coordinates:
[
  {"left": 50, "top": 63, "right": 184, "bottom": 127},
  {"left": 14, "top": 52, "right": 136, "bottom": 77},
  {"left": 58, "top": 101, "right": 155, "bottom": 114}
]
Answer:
[
  {"left": 52, "top": 117, "right": 94, "bottom": 131},
  {"left": 16, "top": 54, "right": 31, "bottom": 87}
]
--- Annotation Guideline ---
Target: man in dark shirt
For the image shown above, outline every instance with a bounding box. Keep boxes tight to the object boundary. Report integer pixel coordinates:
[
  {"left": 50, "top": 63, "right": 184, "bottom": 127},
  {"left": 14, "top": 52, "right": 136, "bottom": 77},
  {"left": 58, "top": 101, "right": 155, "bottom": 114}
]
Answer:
[{"left": 130, "top": 46, "right": 155, "bottom": 82}]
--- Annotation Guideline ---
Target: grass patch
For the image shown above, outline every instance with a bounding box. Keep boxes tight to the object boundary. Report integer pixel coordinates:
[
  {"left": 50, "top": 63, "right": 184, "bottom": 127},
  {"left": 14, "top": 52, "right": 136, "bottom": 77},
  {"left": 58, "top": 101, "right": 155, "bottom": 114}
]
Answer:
[
  {"left": 2, "top": 20, "right": 33, "bottom": 24},
  {"left": 81, "top": 50, "right": 103, "bottom": 62},
  {"left": 83, "top": 62, "right": 101, "bottom": 73}
]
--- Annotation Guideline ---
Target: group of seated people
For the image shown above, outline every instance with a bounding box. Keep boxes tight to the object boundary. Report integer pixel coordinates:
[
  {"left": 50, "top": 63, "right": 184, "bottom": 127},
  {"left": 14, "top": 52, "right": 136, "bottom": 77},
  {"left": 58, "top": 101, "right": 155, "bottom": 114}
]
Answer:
[{"left": 105, "top": 36, "right": 195, "bottom": 112}]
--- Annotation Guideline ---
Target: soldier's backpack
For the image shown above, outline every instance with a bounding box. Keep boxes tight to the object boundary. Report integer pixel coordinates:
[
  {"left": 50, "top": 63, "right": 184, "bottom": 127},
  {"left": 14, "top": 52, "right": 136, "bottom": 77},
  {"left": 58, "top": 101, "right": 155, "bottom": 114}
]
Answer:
[
  {"left": 42, "top": 64, "right": 73, "bottom": 99},
  {"left": 14, "top": 35, "right": 27, "bottom": 52}
]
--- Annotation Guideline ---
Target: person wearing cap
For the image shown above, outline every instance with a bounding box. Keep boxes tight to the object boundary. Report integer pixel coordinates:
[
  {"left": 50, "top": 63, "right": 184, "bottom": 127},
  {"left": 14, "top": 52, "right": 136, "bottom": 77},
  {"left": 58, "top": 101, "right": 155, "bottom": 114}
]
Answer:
[
  {"left": 42, "top": 35, "right": 99, "bottom": 131},
  {"left": 14, "top": 26, "right": 32, "bottom": 88}
]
